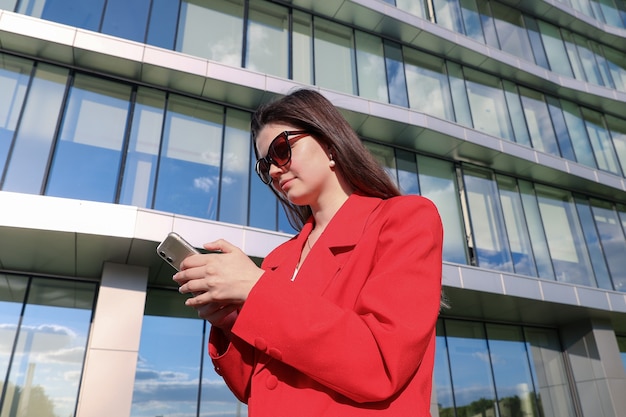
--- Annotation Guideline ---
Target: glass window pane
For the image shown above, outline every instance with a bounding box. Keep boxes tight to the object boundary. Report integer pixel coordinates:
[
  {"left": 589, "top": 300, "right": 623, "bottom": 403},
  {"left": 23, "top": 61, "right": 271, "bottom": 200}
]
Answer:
[
  {"left": 177, "top": 0, "right": 243, "bottom": 65},
  {"left": 459, "top": 0, "right": 485, "bottom": 43},
  {"left": 503, "top": 80, "right": 531, "bottom": 147},
  {"left": 562, "top": 30, "right": 586, "bottom": 81},
  {"left": 154, "top": 95, "right": 223, "bottom": 220},
  {"left": 590, "top": 41, "right": 616, "bottom": 89},
  {"left": 417, "top": 155, "right": 468, "bottom": 265},
  {"left": 3, "top": 64, "right": 68, "bottom": 194},
  {"left": 491, "top": 3, "right": 534, "bottom": 62},
  {"left": 463, "top": 167, "right": 513, "bottom": 272},
  {"left": 519, "top": 180, "right": 555, "bottom": 280},
  {"left": 404, "top": 48, "right": 454, "bottom": 120},
  {"left": 0, "top": 0, "right": 17, "bottom": 11},
  {"left": 131, "top": 290, "right": 207, "bottom": 417},
  {"left": 355, "top": 31, "right": 388, "bottom": 102},
  {"left": 434, "top": 320, "right": 454, "bottom": 417},
  {"left": 146, "top": 0, "right": 180, "bottom": 50},
  {"left": 607, "top": 115, "right": 626, "bottom": 176},
  {"left": 119, "top": 87, "right": 166, "bottom": 208},
  {"left": 535, "top": 184, "right": 595, "bottom": 286},
  {"left": 395, "top": 0, "right": 427, "bottom": 20},
  {"left": 1, "top": 278, "right": 96, "bottom": 417},
  {"left": 560, "top": 99, "right": 596, "bottom": 168},
  {"left": 445, "top": 320, "right": 497, "bottom": 417},
  {"left": 0, "top": 274, "right": 28, "bottom": 383},
  {"left": 218, "top": 108, "right": 251, "bottom": 225},
  {"left": 581, "top": 107, "right": 621, "bottom": 175},
  {"left": 574, "top": 196, "right": 611, "bottom": 289},
  {"left": 245, "top": 0, "right": 288, "bottom": 78},
  {"left": 0, "top": 54, "right": 32, "bottom": 180},
  {"left": 574, "top": 34, "right": 604, "bottom": 86},
  {"left": 525, "top": 16, "right": 549, "bottom": 68},
  {"left": 101, "top": 0, "right": 151, "bottom": 43},
  {"left": 597, "top": 0, "right": 626, "bottom": 27},
  {"left": 486, "top": 324, "right": 539, "bottom": 417},
  {"left": 433, "top": 0, "right": 464, "bottom": 33},
  {"left": 278, "top": 203, "right": 296, "bottom": 234},
  {"left": 34, "top": 0, "right": 105, "bottom": 31},
  {"left": 395, "top": 149, "right": 419, "bottom": 195},
  {"left": 313, "top": 18, "right": 357, "bottom": 95},
  {"left": 292, "top": 10, "right": 313, "bottom": 84},
  {"left": 603, "top": 46, "right": 626, "bottom": 92},
  {"left": 448, "top": 61, "right": 472, "bottom": 127},
  {"left": 476, "top": 0, "right": 498, "bottom": 49},
  {"left": 496, "top": 175, "right": 538, "bottom": 277},
  {"left": 546, "top": 96, "right": 577, "bottom": 162},
  {"left": 46, "top": 74, "right": 131, "bottom": 203},
  {"left": 464, "top": 68, "right": 514, "bottom": 141},
  {"left": 248, "top": 143, "right": 278, "bottom": 231},
  {"left": 383, "top": 40, "right": 408, "bottom": 107},
  {"left": 590, "top": 198, "right": 626, "bottom": 291},
  {"left": 524, "top": 327, "right": 576, "bottom": 417},
  {"left": 363, "top": 141, "right": 397, "bottom": 188},
  {"left": 519, "top": 86, "right": 560, "bottom": 155},
  {"left": 537, "top": 20, "right": 573, "bottom": 77}
]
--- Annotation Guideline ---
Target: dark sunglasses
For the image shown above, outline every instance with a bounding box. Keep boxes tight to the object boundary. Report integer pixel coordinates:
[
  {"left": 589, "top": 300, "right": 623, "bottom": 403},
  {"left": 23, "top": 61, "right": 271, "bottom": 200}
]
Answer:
[{"left": 255, "top": 130, "right": 309, "bottom": 184}]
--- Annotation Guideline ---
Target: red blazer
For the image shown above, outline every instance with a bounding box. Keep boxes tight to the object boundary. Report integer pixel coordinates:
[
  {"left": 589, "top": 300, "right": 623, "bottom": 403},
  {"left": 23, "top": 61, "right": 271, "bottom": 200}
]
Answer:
[{"left": 209, "top": 193, "right": 443, "bottom": 416}]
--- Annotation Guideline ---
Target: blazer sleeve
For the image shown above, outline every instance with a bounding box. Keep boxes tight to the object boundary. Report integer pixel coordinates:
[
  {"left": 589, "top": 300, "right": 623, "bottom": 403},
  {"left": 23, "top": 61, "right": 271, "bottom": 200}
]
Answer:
[
  {"left": 209, "top": 326, "right": 255, "bottom": 403},
  {"left": 231, "top": 196, "right": 443, "bottom": 403}
]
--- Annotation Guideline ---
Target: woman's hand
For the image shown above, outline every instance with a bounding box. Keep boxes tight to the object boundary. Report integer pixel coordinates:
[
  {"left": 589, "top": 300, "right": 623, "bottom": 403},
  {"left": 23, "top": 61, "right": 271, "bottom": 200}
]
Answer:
[{"left": 173, "top": 239, "right": 264, "bottom": 327}]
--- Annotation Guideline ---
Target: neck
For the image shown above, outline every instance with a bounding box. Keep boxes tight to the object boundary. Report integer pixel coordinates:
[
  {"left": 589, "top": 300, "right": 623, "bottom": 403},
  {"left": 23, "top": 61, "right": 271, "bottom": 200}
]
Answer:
[{"left": 310, "top": 189, "right": 351, "bottom": 235}]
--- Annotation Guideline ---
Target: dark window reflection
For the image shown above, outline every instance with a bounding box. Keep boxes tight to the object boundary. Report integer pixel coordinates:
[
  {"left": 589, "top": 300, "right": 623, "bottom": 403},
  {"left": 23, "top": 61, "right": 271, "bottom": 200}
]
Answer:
[
  {"left": 101, "top": 0, "right": 151, "bottom": 42},
  {"left": 40, "top": 0, "right": 106, "bottom": 31}
]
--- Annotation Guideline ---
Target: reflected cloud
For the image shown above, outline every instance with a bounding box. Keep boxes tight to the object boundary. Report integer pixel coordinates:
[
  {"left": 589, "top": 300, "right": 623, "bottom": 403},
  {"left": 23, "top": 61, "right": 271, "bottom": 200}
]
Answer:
[
  {"left": 0, "top": 323, "right": 77, "bottom": 351},
  {"left": 194, "top": 176, "right": 218, "bottom": 192}
]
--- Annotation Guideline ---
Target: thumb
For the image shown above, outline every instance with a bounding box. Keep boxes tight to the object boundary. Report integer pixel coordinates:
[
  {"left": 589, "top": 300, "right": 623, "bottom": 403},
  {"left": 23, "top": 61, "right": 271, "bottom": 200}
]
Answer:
[{"left": 203, "top": 239, "right": 236, "bottom": 253}]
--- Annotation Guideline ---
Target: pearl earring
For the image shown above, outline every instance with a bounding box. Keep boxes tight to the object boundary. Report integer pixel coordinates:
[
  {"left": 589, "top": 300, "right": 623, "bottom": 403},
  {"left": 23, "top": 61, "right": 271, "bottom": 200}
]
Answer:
[{"left": 329, "top": 153, "right": 336, "bottom": 168}]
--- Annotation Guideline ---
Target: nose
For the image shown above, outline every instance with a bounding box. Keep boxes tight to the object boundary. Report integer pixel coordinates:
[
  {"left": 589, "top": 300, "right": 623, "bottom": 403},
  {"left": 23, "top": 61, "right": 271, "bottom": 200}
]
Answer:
[{"left": 268, "top": 161, "right": 287, "bottom": 182}]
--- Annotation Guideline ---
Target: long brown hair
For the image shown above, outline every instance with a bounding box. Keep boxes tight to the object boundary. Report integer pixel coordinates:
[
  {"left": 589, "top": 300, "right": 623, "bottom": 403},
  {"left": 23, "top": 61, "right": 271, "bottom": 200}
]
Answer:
[{"left": 251, "top": 89, "right": 401, "bottom": 230}]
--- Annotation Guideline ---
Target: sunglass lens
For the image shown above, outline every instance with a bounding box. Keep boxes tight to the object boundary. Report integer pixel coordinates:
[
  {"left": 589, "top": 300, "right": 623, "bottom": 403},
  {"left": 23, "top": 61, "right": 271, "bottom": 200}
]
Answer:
[
  {"left": 255, "top": 160, "right": 271, "bottom": 184},
  {"left": 269, "top": 136, "right": 290, "bottom": 166}
]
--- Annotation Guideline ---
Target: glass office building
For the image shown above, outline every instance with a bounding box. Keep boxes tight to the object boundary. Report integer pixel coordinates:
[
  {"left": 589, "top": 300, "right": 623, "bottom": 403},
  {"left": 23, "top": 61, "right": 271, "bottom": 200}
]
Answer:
[{"left": 1, "top": 0, "right": 625, "bottom": 416}]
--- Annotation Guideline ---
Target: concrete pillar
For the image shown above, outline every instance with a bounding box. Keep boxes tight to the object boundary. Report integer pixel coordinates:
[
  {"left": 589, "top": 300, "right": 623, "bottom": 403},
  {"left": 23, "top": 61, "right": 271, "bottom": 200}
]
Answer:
[
  {"left": 561, "top": 319, "right": 626, "bottom": 417},
  {"left": 76, "top": 262, "right": 148, "bottom": 417}
]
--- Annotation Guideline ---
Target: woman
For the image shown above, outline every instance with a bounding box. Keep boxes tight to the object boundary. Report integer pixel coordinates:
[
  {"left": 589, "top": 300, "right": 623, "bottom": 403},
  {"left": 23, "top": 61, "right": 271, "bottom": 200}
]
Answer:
[{"left": 174, "top": 89, "right": 443, "bottom": 416}]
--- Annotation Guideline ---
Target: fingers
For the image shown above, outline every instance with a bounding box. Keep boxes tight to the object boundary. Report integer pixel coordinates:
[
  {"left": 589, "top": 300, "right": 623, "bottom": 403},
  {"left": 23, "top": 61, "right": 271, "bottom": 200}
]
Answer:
[
  {"left": 203, "top": 239, "right": 235, "bottom": 254},
  {"left": 194, "top": 302, "right": 238, "bottom": 328}
]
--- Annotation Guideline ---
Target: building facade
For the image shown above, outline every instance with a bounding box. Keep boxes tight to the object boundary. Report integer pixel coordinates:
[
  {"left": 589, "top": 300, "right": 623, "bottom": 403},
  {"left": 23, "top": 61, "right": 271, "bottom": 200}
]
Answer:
[{"left": 1, "top": 0, "right": 626, "bottom": 416}]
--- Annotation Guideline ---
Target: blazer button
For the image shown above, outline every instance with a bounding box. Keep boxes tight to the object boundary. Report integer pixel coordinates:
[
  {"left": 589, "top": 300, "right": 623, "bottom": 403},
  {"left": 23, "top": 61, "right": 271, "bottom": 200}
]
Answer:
[
  {"left": 254, "top": 338, "right": 268, "bottom": 351},
  {"left": 265, "top": 375, "right": 278, "bottom": 390},
  {"left": 268, "top": 347, "right": 282, "bottom": 361}
]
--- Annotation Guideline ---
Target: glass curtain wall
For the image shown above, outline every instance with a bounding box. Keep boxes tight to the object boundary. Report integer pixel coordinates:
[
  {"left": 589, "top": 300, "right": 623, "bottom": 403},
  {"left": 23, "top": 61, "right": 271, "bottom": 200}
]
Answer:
[
  {"left": 434, "top": 320, "right": 576, "bottom": 417},
  {"left": 426, "top": 0, "right": 626, "bottom": 91},
  {"left": 6, "top": 1, "right": 626, "bottom": 178},
  {"left": 130, "top": 289, "right": 578, "bottom": 417},
  {"left": 45, "top": 74, "right": 132, "bottom": 203},
  {"left": 130, "top": 289, "right": 246, "bottom": 417},
  {"left": 0, "top": 275, "right": 97, "bottom": 417},
  {"left": 4, "top": 51, "right": 626, "bottom": 290},
  {"left": 9, "top": 0, "right": 626, "bottom": 95}
]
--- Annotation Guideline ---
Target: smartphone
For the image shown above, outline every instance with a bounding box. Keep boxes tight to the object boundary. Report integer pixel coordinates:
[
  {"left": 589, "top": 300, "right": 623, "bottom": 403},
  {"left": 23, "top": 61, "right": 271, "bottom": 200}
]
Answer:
[{"left": 157, "top": 232, "right": 200, "bottom": 271}]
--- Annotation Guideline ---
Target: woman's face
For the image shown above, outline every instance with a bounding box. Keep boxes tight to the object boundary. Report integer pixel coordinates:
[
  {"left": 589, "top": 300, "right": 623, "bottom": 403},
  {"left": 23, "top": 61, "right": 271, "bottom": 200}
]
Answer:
[{"left": 255, "top": 123, "right": 334, "bottom": 206}]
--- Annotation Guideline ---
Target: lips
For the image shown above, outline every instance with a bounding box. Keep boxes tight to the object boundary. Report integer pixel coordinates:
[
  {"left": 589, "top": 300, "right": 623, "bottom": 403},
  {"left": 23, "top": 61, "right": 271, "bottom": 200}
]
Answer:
[{"left": 279, "top": 177, "right": 294, "bottom": 190}]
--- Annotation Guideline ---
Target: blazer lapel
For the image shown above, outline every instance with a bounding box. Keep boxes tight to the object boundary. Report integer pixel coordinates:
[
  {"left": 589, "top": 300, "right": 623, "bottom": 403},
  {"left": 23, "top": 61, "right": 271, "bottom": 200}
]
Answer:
[{"left": 295, "top": 194, "right": 382, "bottom": 295}]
